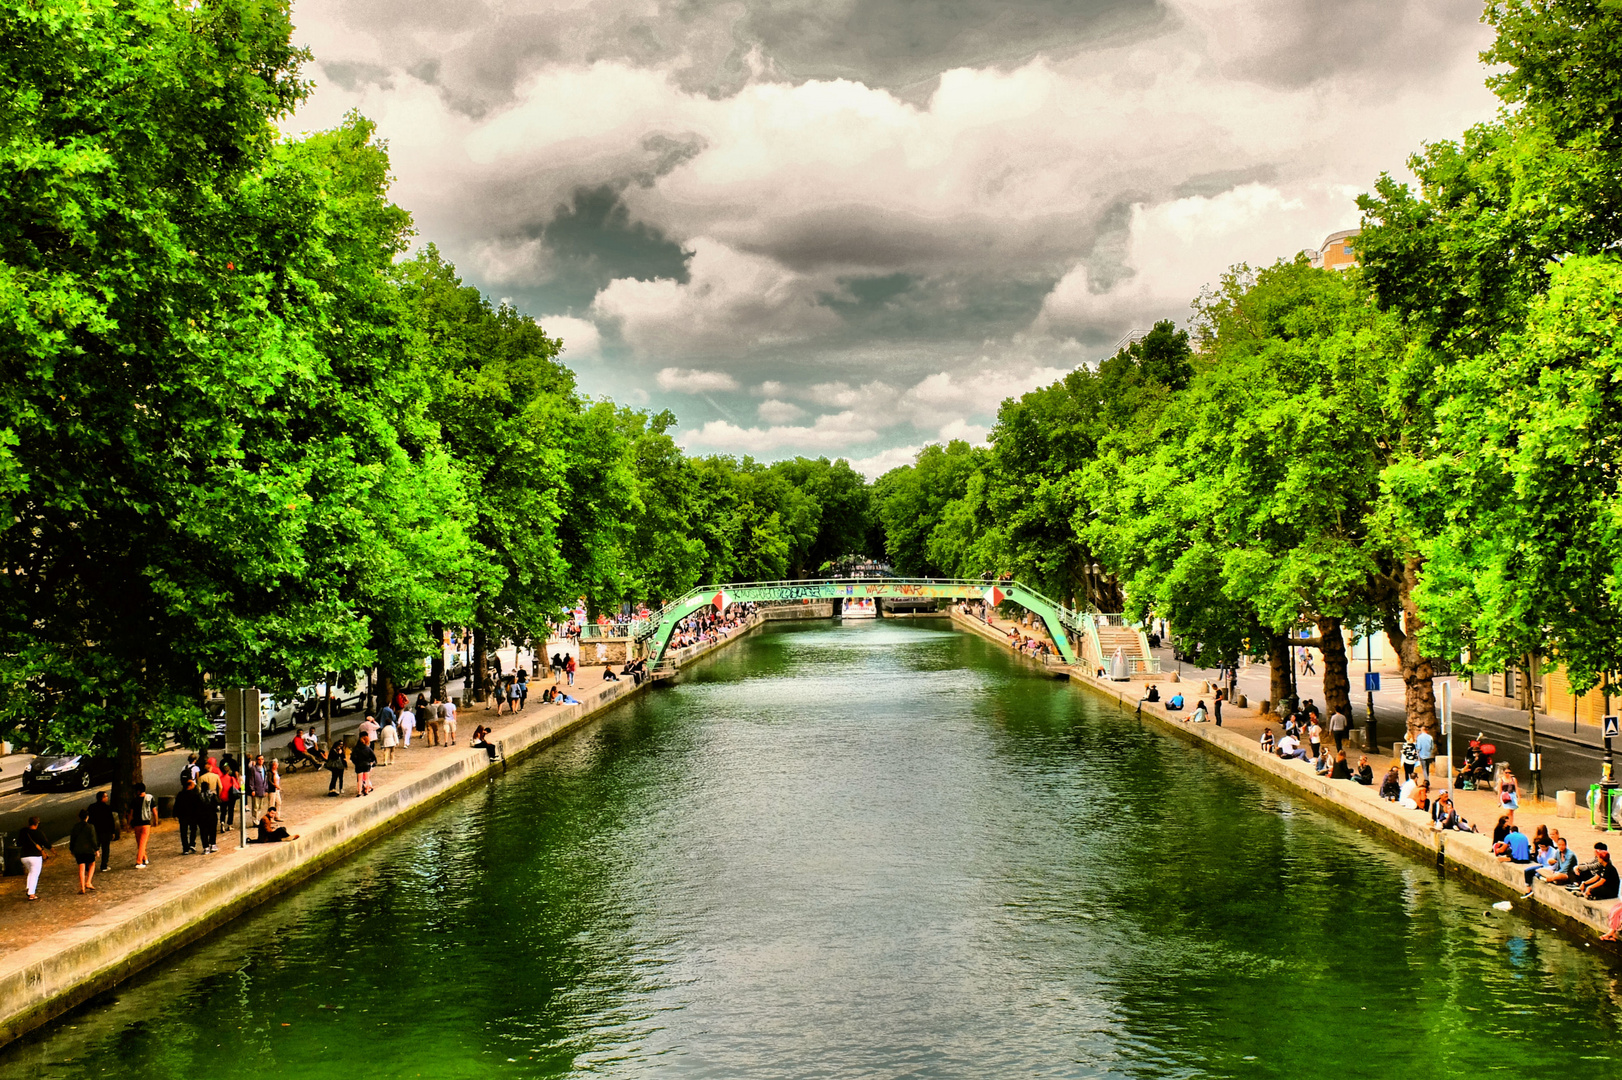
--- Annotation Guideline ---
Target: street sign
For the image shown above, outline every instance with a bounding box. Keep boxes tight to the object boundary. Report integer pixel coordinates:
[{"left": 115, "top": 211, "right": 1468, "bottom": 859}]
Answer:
[
  {"left": 1606, "top": 715, "right": 1620, "bottom": 739},
  {"left": 1364, "top": 672, "right": 1381, "bottom": 692}
]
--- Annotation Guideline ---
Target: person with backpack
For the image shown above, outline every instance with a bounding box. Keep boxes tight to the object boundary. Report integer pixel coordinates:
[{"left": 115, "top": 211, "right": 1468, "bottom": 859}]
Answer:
[{"left": 130, "top": 782, "right": 156, "bottom": 868}]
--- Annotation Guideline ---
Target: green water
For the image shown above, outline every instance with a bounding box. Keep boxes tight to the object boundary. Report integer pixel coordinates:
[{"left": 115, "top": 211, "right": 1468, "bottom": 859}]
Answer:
[{"left": 3, "top": 620, "right": 1620, "bottom": 1079}]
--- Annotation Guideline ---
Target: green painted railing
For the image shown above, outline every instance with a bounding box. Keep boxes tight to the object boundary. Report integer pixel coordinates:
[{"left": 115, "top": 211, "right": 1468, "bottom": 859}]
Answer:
[{"left": 634, "top": 578, "right": 1092, "bottom": 668}]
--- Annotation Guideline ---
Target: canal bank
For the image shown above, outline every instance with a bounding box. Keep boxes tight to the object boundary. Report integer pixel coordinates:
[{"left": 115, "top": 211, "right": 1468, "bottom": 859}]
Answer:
[
  {"left": 0, "top": 614, "right": 764, "bottom": 1048},
  {"left": 6, "top": 617, "right": 1621, "bottom": 1080},
  {"left": 950, "top": 605, "right": 1622, "bottom": 949}
]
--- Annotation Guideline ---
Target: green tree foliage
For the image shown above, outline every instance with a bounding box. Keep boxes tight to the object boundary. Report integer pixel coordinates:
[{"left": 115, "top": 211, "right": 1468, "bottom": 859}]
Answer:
[
  {"left": 873, "top": 441, "right": 987, "bottom": 577},
  {"left": 1359, "top": 0, "right": 1622, "bottom": 704},
  {"left": 1086, "top": 262, "right": 1425, "bottom": 722}
]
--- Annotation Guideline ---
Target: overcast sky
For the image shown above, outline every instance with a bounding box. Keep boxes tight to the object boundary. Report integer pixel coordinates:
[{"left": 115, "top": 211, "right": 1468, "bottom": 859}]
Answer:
[{"left": 290, "top": 0, "right": 1498, "bottom": 474}]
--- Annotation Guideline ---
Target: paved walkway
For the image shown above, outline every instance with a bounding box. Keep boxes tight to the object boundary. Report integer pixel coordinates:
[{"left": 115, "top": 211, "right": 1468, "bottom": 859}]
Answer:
[
  {"left": 0, "top": 660, "right": 628, "bottom": 959},
  {"left": 954, "top": 606, "right": 1621, "bottom": 942}
]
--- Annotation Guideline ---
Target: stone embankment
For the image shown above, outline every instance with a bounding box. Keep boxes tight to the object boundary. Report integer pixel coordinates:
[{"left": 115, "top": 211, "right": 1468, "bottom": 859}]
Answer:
[
  {"left": 949, "top": 607, "right": 1622, "bottom": 950},
  {"left": 0, "top": 615, "right": 762, "bottom": 1047}
]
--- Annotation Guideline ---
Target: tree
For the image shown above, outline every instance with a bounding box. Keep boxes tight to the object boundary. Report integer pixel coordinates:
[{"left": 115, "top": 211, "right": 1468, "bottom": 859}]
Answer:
[{"left": 1358, "top": 0, "right": 1622, "bottom": 721}]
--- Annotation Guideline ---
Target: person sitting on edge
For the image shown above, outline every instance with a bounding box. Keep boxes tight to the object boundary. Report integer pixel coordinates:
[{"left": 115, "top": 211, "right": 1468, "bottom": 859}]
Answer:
[
  {"left": 1312, "top": 748, "right": 1332, "bottom": 775},
  {"left": 1399, "top": 777, "right": 1429, "bottom": 812},
  {"left": 1276, "top": 732, "right": 1303, "bottom": 760},
  {"left": 1578, "top": 847, "right": 1621, "bottom": 901},
  {"left": 251, "top": 808, "right": 298, "bottom": 844},
  {"left": 1189, "top": 700, "right": 1208, "bottom": 723},
  {"left": 1494, "top": 823, "right": 1532, "bottom": 863},
  {"left": 1166, "top": 692, "right": 1184, "bottom": 712},
  {"left": 1379, "top": 766, "right": 1401, "bottom": 801},
  {"left": 1352, "top": 754, "right": 1375, "bottom": 785},
  {"left": 1329, "top": 751, "right": 1352, "bottom": 780},
  {"left": 603, "top": 665, "right": 620, "bottom": 682},
  {"left": 1519, "top": 837, "right": 1558, "bottom": 894},
  {"left": 1136, "top": 685, "right": 1161, "bottom": 715},
  {"left": 1431, "top": 790, "right": 1476, "bottom": 833},
  {"left": 1259, "top": 728, "right": 1275, "bottom": 753},
  {"left": 1533, "top": 836, "right": 1581, "bottom": 892}
]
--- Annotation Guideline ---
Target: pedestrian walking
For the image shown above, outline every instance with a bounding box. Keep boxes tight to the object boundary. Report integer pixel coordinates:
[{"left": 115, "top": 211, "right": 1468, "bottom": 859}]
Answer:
[
  {"left": 565, "top": 654, "right": 576, "bottom": 687},
  {"left": 17, "top": 816, "right": 49, "bottom": 901},
  {"left": 516, "top": 669, "right": 528, "bottom": 711},
  {"left": 326, "top": 739, "right": 349, "bottom": 795},
  {"left": 197, "top": 776, "right": 220, "bottom": 854},
  {"left": 443, "top": 696, "right": 458, "bottom": 745},
  {"left": 399, "top": 704, "right": 416, "bottom": 748},
  {"left": 180, "top": 753, "right": 200, "bottom": 786},
  {"left": 87, "top": 791, "right": 119, "bottom": 872},
  {"left": 130, "top": 783, "right": 156, "bottom": 868},
  {"left": 1415, "top": 726, "right": 1437, "bottom": 783},
  {"left": 378, "top": 713, "right": 398, "bottom": 764},
  {"left": 352, "top": 732, "right": 377, "bottom": 797},
  {"left": 220, "top": 764, "right": 240, "bottom": 828},
  {"left": 246, "top": 756, "right": 268, "bottom": 817},
  {"left": 1329, "top": 708, "right": 1349, "bottom": 754},
  {"left": 69, "top": 808, "right": 99, "bottom": 894},
  {"left": 267, "top": 760, "right": 283, "bottom": 811},
  {"left": 551, "top": 652, "right": 563, "bottom": 683},
  {"left": 1400, "top": 738, "right": 1418, "bottom": 781},
  {"left": 175, "top": 776, "right": 202, "bottom": 854}
]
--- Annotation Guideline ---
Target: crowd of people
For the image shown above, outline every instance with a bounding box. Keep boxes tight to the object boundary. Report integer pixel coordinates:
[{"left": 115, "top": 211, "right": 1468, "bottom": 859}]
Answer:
[
  {"left": 9, "top": 629, "right": 695, "bottom": 909},
  {"left": 668, "top": 603, "right": 756, "bottom": 651}
]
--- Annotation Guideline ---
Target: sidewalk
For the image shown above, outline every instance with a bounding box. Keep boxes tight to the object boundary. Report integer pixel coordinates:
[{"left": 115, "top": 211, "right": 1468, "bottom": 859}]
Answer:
[
  {"left": 0, "top": 659, "right": 632, "bottom": 958},
  {"left": 951, "top": 607, "right": 1622, "bottom": 946}
]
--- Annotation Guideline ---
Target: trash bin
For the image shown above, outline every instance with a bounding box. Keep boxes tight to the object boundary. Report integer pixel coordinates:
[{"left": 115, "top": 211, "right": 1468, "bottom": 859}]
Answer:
[
  {"left": 2, "top": 834, "right": 20, "bottom": 877},
  {"left": 1557, "top": 789, "right": 1577, "bottom": 818},
  {"left": 158, "top": 795, "right": 175, "bottom": 820}
]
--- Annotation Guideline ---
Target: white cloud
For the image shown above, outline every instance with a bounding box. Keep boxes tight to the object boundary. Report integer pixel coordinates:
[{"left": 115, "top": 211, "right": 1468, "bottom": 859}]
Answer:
[
  {"left": 537, "top": 315, "right": 602, "bottom": 360},
  {"left": 1036, "top": 183, "right": 1357, "bottom": 335},
  {"left": 757, "top": 399, "right": 807, "bottom": 423},
  {"left": 682, "top": 412, "right": 881, "bottom": 454},
  {"left": 847, "top": 444, "right": 926, "bottom": 478},
  {"left": 655, "top": 367, "right": 741, "bottom": 393},
  {"left": 288, "top": 0, "right": 1501, "bottom": 459}
]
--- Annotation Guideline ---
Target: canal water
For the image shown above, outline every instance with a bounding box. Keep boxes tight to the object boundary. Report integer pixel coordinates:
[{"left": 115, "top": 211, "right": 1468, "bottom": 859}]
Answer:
[{"left": 3, "top": 620, "right": 1619, "bottom": 1079}]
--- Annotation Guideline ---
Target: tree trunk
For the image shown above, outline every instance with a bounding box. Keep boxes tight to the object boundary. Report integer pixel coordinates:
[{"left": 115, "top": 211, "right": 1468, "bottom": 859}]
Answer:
[
  {"left": 109, "top": 713, "right": 144, "bottom": 818},
  {"left": 430, "top": 620, "right": 445, "bottom": 702},
  {"left": 473, "top": 624, "right": 489, "bottom": 705},
  {"left": 1386, "top": 555, "right": 1439, "bottom": 741},
  {"left": 1316, "top": 615, "right": 1352, "bottom": 721},
  {"left": 1268, "top": 634, "right": 1292, "bottom": 715}
]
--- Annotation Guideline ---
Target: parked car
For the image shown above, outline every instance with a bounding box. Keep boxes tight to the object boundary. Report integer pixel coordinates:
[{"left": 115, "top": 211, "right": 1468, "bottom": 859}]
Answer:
[
  {"left": 202, "top": 692, "right": 279, "bottom": 746},
  {"left": 270, "top": 683, "right": 365, "bottom": 731},
  {"left": 21, "top": 748, "right": 115, "bottom": 792}
]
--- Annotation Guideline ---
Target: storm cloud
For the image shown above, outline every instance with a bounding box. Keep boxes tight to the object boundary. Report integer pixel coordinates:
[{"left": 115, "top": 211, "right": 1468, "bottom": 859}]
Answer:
[{"left": 290, "top": 0, "right": 1498, "bottom": 469}]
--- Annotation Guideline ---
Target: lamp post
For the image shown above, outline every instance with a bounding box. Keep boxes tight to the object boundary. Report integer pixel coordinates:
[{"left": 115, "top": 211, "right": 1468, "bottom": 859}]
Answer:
[{"left": 1365, "top": 628, "right": 1378, "bottom": 753}]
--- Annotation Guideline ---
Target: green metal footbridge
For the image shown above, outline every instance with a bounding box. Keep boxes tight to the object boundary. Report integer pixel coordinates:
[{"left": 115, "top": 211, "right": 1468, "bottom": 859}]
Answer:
[{"left": 632, "top": 578, "right": 1101, "bottom": 667}]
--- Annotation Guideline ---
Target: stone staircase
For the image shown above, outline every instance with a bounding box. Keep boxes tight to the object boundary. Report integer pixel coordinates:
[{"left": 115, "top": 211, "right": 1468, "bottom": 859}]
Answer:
[{"left": 1094, "top": 622, "right": 1152, "bottom": 673}]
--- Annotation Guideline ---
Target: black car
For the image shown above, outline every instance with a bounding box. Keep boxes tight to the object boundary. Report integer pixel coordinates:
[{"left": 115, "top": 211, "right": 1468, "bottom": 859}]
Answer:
[{"left": 21, "top": 749, "right": 115, "bottom": 792}]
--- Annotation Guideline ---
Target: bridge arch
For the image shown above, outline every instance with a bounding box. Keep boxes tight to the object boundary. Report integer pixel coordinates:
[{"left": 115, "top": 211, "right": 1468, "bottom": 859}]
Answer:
[{"left": 634, "top": 579, "right": 1097, "bottom": 668}]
